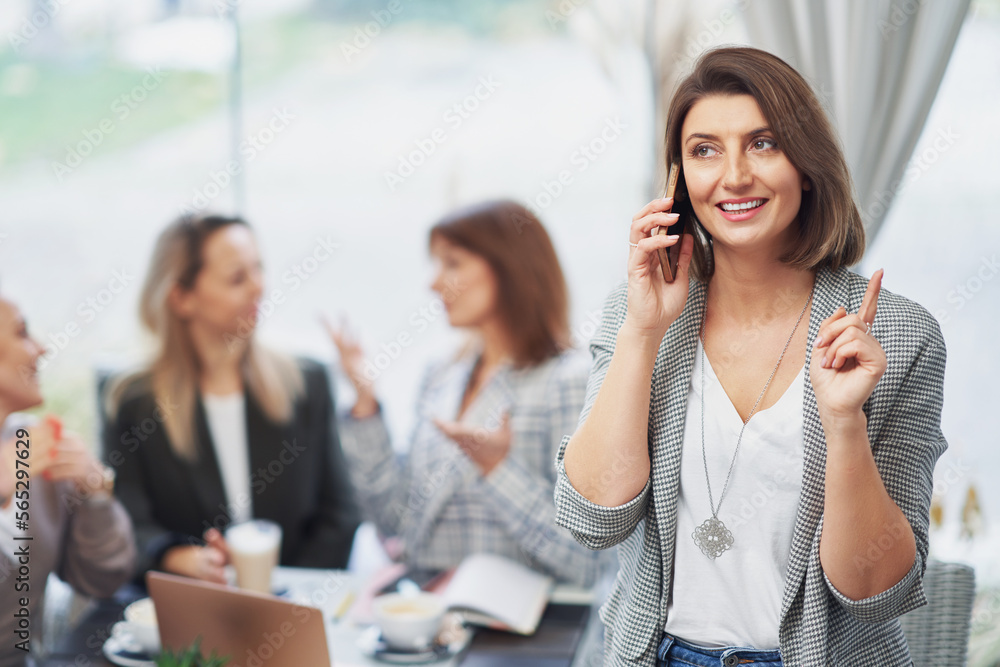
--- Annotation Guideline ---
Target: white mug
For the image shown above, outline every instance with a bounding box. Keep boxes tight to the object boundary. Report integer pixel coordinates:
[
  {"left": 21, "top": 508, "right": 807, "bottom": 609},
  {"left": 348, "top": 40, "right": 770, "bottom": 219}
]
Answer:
[
  {"left": 116, "top": 597, "right": 160, "bottom": 654},
  {"left": 373, "top": 592, "right": 446, "bottom": 651}
]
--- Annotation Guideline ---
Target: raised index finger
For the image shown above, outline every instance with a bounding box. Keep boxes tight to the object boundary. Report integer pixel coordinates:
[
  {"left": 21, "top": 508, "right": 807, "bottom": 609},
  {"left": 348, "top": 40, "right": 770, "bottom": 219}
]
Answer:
[{"left": 858, "top": 268, "right": 883, "bottom": 325}]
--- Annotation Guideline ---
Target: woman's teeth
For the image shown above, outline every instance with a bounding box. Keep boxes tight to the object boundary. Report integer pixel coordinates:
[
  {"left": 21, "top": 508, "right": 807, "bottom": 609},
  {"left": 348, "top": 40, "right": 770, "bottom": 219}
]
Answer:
[{"left": 720, "top": 199, "right": 765, "bottom": 212}]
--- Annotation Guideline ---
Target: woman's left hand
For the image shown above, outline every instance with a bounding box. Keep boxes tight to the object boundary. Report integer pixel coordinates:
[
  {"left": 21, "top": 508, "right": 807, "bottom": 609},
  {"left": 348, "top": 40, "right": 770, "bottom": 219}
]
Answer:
[
  {"left": 38, "top": 429, "right": 108, "bottom": 497},
  {"left": 810, "top": 269, "right": 887, "bottom": 420},
  {"left": 434, "top": 414, "right": 511, "bottom": 476}
]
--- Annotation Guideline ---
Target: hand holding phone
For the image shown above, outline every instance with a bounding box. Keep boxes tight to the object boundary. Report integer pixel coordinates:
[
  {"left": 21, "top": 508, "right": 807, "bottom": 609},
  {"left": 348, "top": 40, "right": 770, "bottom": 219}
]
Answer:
[{"left": 656, "top": 164, "right": 687, "bottom": 283}]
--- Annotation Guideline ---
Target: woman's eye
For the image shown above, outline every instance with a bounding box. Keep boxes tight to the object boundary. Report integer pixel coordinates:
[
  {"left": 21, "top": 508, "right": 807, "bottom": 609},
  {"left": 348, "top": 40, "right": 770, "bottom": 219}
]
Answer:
[
  {"left": 694, "top": 145, "right": 718, "bottom": 158},
  {"left": 752, "top": 138, "right": 776, "bottom": 151}
]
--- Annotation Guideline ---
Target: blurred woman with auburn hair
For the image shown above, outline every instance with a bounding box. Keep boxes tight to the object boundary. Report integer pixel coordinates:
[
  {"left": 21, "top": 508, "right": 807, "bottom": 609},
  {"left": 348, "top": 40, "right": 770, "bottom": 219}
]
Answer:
[{"left": 330, "top": 200, "right": 601, "bottom": 586}]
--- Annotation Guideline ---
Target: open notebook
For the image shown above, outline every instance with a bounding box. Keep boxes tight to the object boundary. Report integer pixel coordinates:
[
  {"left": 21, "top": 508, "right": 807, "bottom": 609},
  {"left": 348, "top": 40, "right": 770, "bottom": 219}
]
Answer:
[{"left": 439, "top": 554, "right": 554, "bottom": 636}]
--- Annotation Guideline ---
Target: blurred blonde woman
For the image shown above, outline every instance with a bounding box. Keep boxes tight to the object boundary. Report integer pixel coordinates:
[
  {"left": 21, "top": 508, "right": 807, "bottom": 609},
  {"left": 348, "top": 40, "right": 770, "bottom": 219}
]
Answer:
[
  {"left": 104, "top": 215, "right": 359, "bottom": 583},
  {"left": 0, "top": 295, "right": 134, "bottom": 667}
]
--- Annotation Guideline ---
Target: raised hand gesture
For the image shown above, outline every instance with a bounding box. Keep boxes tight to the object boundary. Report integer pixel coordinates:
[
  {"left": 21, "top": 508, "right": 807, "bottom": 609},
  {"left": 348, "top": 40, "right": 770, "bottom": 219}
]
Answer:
[{"left": 810, "top": 269, "right": 887, "bottom": 420}]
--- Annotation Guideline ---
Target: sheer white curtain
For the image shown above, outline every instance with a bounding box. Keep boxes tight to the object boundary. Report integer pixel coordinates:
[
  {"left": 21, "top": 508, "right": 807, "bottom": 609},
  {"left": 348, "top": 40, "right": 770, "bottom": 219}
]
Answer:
[
  {"left": 742, "top": 0, "right": 971, "bottom": 243},
  {"left": 568, "top": 0, "right": 693, "bottom": 193}
]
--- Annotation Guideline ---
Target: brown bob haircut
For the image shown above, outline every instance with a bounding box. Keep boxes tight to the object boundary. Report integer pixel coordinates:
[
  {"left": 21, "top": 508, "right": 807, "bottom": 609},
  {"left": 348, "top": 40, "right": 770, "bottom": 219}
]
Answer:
[
  {"left": 430, "top": 201, "right": 570, "bottom": 368},
  {"left": 665, "top": 46, "right": 865, "bottom": 280}
]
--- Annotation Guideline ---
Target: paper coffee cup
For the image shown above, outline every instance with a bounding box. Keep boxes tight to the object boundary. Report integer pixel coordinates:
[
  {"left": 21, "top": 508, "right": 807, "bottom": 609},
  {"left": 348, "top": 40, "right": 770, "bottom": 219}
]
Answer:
[{"left": 226, "top": 520, "right": 282, "bottom": 594}]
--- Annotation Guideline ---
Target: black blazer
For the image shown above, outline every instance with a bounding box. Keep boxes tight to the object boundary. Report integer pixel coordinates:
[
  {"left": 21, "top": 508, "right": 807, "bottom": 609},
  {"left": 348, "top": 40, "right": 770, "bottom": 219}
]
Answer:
[{"left": 102, "top": 359, "right": 360, "bottom": 576}]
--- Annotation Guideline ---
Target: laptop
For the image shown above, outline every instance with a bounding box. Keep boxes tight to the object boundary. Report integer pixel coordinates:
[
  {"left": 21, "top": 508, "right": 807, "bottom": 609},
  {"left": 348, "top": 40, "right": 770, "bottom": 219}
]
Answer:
[{"left": 146, "top": 571, "right": 332, "bottom": 666}]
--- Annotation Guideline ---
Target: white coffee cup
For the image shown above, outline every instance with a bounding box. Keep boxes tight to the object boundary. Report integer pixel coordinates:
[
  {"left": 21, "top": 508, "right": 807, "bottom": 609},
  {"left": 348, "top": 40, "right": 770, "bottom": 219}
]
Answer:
[
  {"left": 226, "top": 519, "right": 282, "bottom": 594},
  {"left": 372, "top": 592, "right": 447, "bottom": 651},
  {"left": 116, "top": 597, "right": 160, "bottom": 654}
]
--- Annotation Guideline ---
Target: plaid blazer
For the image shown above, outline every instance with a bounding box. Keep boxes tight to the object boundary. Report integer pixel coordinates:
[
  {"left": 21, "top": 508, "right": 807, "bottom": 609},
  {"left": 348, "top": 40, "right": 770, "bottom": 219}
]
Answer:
[{"left": 554, "top": 266, "right": 948, "bottom": 666}]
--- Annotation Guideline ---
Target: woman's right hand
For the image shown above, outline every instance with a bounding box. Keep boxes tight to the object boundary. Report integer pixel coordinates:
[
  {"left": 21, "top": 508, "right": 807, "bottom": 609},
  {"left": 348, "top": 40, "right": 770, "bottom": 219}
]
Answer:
[
  {"left": 626, "top": 197, "right": 695, "bottom": 339},
  {"left": 324, "top": 317, "right": 379, "bottom": 418},
  {"left": 161, "top": 544, "right": 228, "bottom": 584}
]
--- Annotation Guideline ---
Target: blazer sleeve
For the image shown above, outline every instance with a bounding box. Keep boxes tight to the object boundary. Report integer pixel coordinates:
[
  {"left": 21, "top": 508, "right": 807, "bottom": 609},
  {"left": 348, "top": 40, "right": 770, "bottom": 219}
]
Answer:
[
  {"left": 102, "top": 388, "right": 198, "bottom": 575},
  {"left": 822, "top": 315, "right": 948, "bottom": 623},
  {"left": 289, "top": 364, "right": 361, "bottom": 569},
  {"left": 57, "top": 493, "right": 137, "bottom": 598},
  {"left": 554, "top": 282, "right": 652, "bottom": 550},
  {"left": 479, "top": 353, "right": 605, "bottom": 586},
  {"left": 337, "top": 364, "right": 443, "bottom": 538}
]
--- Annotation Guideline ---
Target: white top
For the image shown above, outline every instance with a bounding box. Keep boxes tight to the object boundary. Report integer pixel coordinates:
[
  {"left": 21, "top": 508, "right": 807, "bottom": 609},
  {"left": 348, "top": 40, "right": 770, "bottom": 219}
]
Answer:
[
  {"left": 201, "top": 392, "right": 252, "bottom": 525},
  {"left": 664, "top": 339, "right": 805, "bottom": 649}
]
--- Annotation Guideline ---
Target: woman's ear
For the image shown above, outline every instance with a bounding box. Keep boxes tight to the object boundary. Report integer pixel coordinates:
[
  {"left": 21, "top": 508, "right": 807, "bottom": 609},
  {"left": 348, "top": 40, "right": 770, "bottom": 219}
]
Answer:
[
  {"left": 802, "top": 176, "right": 812, "bottom": 191},
  {"left": 168, "top": 284, "right": 193, "bottom": 320}
]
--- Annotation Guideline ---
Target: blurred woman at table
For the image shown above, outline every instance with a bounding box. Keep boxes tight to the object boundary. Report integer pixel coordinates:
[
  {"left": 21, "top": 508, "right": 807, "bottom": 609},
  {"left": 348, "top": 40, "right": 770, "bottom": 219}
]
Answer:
[
  {"left": 329, "top": 201, "right": 602, "bottom": 586},
  {"left": 0, "top": 296, "right": 135, "bottom": 667},
  {"left": 103, "top": 214, "right": 360, "bottom": 583}
]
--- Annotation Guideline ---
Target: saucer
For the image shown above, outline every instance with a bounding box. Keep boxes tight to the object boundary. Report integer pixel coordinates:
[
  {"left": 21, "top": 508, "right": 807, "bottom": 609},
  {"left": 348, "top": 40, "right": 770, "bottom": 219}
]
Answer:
[
  {"left": 357, "top": 615, "right": 472, "bottom": 664},
  {"left": 102, "top": 624, "right": 155, "bottom": 667}
]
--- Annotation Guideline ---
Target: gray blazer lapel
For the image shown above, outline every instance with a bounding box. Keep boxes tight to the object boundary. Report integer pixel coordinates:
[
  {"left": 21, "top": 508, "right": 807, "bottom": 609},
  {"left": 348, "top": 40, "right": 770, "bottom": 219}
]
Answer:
[
  {"left": 650, "top": 278, "right": 707, "bottom": 610},
  {"left": 779, "top": 266, "right": 850, "bottom": 622}
]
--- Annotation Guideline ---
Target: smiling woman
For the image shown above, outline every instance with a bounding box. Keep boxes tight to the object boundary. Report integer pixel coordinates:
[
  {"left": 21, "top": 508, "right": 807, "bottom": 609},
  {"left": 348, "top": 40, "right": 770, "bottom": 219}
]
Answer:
[
  {"left": 557, "top": 47, "right": 947, "bottom": 666},
  {"left": 0, "top": 296, "right": 135, "bottom": 667}
]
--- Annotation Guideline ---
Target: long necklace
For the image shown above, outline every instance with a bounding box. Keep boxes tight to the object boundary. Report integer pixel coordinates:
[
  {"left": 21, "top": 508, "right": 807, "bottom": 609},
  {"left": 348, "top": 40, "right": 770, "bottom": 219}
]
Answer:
[{"left": 692, "top": 288, "right": 812, "bottom": 559}]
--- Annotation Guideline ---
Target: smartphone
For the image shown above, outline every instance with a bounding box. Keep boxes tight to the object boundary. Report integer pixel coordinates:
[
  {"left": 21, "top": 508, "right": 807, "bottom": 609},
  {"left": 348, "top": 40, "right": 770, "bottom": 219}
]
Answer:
[
  {"left": 655, "top": 163, "right": 691, "bottom": 283},
  {"left": 376, "top": 568, "right": 446, "bottom": 596}
]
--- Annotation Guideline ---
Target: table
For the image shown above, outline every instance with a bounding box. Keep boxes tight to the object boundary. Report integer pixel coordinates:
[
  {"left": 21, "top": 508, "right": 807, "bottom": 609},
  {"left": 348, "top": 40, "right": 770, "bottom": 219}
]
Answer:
[{"left": 34, "top": 568, "right": 605, "bottom": 666}]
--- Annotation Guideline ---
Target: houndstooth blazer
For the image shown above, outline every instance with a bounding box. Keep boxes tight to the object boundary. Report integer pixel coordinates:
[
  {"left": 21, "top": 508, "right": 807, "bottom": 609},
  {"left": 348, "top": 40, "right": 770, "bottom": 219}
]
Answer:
[{"left": 554, "top": 266, "right": 948, "bottom": 666}]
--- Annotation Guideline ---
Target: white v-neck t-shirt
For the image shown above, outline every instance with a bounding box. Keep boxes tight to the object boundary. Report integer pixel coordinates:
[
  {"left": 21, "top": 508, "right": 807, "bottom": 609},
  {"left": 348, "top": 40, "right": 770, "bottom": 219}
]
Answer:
[
  {"left": 664, "top": 339, "right": 805, "bottom": 650},
  {"left": 202, "top": 392, "right": 252, "bottom": 525}
]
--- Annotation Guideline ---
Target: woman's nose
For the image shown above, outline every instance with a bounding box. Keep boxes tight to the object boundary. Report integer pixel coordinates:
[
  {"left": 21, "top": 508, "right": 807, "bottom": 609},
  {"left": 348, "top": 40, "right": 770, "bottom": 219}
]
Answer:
[
  {"left": 430, "top": 268, "right": 445, "bottom": 294},
  {"left": 250, "top": 270, "right": 264, "bottom": 298},
  {"left": 721, "top": 153, "right": 753, "bottom": 191}
]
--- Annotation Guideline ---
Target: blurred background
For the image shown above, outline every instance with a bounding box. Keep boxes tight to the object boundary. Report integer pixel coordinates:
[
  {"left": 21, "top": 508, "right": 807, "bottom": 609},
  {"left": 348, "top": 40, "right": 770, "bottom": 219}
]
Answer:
[{"left": 1, "top": 0, "right": 997, "bottom": 661}]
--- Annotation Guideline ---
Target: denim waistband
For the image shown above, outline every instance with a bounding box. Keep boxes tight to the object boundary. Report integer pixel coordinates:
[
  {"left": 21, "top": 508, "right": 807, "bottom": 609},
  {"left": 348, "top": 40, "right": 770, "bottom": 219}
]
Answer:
[{"left": 657, "top": 633, "right": 783, "bottom": 667}]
